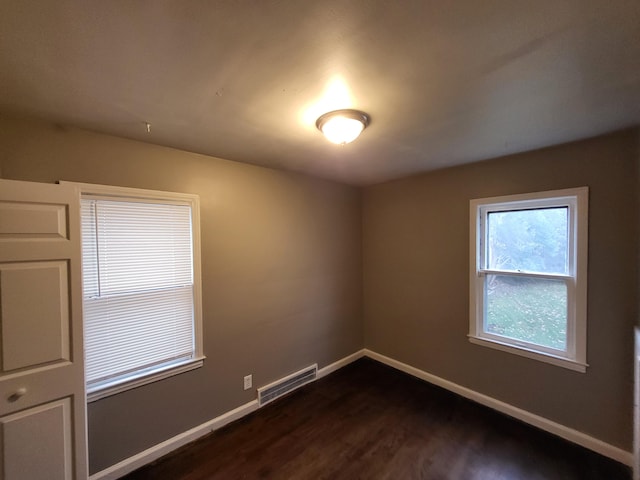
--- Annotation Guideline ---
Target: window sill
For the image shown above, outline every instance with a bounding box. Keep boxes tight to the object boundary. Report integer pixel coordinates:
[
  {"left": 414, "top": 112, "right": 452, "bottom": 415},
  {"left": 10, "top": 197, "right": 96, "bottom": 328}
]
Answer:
[
  {"left": 87, "top": 356, "right": 206, "bottom": 402},
  {"left": 468, "top": 336, "right": 587, "bottom": 373}
]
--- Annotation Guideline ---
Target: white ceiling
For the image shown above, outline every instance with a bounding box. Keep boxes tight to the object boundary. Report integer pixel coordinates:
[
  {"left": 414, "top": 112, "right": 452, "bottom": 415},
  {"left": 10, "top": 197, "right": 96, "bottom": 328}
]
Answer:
[{"left": 1, "top": 1, "right": 639, "bottom": 185}]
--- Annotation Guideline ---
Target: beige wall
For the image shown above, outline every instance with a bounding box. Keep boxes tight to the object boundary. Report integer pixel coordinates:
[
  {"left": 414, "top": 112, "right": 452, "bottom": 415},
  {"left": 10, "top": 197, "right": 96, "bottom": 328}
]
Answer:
[
  {"left": 0, "top": 115, "right": 363, "bottom": 473},
  {"left": 363, "top": 129, "right": 639, "bottom": 450},
  {"left": 2, "top": 113, "right": 638, "bottom": 470}
]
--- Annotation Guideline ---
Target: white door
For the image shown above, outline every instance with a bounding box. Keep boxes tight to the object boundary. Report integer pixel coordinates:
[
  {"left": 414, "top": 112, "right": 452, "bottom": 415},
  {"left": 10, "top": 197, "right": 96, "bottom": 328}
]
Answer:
[{"left": 0, "top": 179, "right": 87, "bottom": 479}]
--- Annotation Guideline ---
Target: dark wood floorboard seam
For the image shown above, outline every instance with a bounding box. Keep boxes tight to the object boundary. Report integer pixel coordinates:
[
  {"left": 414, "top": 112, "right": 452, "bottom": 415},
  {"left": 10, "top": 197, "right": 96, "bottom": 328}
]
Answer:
[{"left": 122, "top": 358, "right": 631, "bottom": 480}]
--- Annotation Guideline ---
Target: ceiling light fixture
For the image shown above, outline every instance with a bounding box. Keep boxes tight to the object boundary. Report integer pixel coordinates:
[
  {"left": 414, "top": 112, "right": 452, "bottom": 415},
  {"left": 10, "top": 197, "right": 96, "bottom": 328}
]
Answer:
[{"left": 316, "top": 109, "right": 370, "bottom": 145}]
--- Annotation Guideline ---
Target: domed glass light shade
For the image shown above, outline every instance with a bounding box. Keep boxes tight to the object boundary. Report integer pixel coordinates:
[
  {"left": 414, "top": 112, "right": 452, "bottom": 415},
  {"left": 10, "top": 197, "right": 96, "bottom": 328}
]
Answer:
[{"left": 316, "top": 109, "right": 370, "bottom": 145}]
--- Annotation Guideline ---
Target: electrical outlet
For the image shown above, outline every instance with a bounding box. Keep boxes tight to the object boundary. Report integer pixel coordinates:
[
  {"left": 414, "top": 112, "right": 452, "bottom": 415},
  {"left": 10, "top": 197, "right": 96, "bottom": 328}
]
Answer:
[{"left": 243, "top": 374, "right": 252, "bottom": 390}]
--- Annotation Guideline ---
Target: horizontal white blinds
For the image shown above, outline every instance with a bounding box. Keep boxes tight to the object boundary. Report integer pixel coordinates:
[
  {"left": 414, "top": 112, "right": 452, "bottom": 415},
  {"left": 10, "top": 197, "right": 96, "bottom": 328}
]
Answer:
[{"left": 81, "top": 198, "right": 195, "bottom": 390}]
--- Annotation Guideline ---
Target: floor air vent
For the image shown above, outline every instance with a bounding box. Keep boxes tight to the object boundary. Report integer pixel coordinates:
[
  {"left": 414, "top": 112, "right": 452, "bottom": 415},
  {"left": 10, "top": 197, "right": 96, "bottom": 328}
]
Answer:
[{"left": 258, "top": 364, "right": 318, "bottom": 407}]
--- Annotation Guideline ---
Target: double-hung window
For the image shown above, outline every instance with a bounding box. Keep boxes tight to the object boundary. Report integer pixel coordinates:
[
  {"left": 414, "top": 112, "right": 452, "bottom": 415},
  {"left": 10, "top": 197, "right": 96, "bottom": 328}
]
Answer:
[
  {"left": 469, "top": 187, "right": 588, "bottom": 372},
  {"left": 76, "top": 183, "right": 204, "bottom": 401}
]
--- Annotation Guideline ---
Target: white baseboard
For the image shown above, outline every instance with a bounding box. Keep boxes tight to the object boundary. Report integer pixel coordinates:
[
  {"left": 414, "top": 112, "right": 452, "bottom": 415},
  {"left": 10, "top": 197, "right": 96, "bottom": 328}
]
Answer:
[
  {"left": 89, "top": 400, "right": 259, "bottom": 480},
  {"left": 90, "top": 350, "right": 364, "bottom": 480},
  {"left": 91, "top": 348, "right": 631, "bottom": 479},
  {"left": 317, "top": 349, "right": 365, "bottom": 379},
  {"left": 364, "top": 349, "right": 633, "bottom": 466}
]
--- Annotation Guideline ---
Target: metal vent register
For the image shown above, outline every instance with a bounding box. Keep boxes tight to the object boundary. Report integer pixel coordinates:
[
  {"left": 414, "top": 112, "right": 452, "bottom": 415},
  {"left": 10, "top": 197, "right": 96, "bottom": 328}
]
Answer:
[{"left": 257, "top": 364, "right": 318, "bottom": 406}]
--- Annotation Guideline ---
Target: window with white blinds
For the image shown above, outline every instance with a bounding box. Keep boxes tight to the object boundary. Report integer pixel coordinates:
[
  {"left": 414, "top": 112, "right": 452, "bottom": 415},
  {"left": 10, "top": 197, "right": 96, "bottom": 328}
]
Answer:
[{"left": 80, "top": 187, "right": 203, "bottom": 401}]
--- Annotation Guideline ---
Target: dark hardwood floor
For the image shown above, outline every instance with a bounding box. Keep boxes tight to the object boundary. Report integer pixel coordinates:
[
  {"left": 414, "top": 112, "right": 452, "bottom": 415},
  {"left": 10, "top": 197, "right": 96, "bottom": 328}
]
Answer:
[{"left": 122, "top": 358, "right": 631, "bottom": 479}]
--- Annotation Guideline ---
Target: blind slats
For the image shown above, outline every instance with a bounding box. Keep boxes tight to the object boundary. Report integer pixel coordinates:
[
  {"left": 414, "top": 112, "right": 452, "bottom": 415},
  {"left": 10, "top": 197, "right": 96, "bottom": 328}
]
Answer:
[{"left": 81, "top": 198, "right": 196, "bottom": 390}]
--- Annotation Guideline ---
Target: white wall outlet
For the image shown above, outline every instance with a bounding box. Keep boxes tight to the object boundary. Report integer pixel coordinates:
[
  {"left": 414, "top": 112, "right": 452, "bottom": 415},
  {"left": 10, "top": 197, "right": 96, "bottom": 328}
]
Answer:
[{"left": 244, "top": 374, "right": 252, "bottom": 390}]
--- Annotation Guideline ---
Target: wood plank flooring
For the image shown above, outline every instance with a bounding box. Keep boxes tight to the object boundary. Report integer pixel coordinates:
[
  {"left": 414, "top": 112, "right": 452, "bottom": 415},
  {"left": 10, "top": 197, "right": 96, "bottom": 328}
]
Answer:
[{"left": 122, "top": 358, "right": 631, "bottom": 480}]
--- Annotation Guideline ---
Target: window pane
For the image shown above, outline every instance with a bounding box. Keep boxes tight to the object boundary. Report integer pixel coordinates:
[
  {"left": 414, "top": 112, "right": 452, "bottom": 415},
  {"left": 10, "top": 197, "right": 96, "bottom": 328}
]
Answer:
[
  {"left": 94, "top": 200, "right": 193, "bottom": 296},
  {"left": 81, "top": 196, "right": 197, "bottom": 392},
  {"left": 485, "top": 275, "right": 567, "bottom": 350},
  {"left": 81, "top": 200, "right": 99, "bottom": 298},
  {"left": 487, "top": 207, "right": 568, "bottom": 274},
  {"left": 84, "top": 286, "right": 194, "bottom": 387}
]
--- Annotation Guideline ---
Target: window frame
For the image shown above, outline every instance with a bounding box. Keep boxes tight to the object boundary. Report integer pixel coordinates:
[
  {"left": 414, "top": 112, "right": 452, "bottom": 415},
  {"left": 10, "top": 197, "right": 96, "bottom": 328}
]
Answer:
[
  {"left": 469, "top": 187, "right": 588, "bottom": 372},
  {"left": 63, "top": 182, "right": 205, "bottom": 401}
]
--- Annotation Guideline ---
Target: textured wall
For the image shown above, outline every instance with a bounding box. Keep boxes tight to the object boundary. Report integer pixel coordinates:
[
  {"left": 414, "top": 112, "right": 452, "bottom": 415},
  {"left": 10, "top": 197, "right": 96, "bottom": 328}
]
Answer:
[
  {"left": 363, "top": 129, "right": 638, "bottom": 450},
  {"left": 3, "top": 112, "right": 637, "bottom": 469},
  {"left": 0, "top": 115, "right": 363, "bottom": 473}
]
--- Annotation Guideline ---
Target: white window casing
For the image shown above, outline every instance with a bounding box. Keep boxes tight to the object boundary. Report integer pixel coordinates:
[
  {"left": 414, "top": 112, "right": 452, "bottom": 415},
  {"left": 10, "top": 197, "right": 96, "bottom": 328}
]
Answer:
[
  {"left": 63, "top": 182, "right": 205, "bottom": 401},
  {"left": 469, "top": 187, "right": 588, "bottom": 372}
]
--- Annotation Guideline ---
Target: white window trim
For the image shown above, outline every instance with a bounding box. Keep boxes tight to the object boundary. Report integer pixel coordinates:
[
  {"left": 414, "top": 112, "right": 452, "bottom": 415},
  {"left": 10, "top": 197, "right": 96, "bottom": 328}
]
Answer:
[
  {"left": 86, "top": 357, "right": 204, "bottom": 402},
  {"left": 469, "top": 187, "right": 588, "bottom": 372},
  {"left": 61, "top": 181, "right": 205, "bottom": 401}
]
